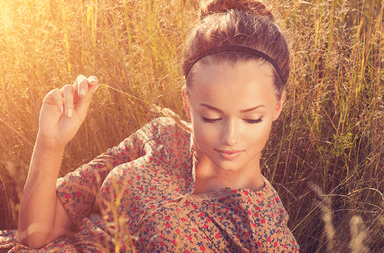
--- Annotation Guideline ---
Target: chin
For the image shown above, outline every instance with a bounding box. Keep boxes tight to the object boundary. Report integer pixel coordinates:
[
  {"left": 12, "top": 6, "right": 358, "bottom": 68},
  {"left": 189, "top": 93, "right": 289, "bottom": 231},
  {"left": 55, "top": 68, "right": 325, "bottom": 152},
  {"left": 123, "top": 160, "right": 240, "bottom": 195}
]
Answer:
[
  {"left": 211, "top": 155, "right": 247, "bottom": 172},
  {"left": 212, "top": 150, "right": 260, "bottom": 172}
]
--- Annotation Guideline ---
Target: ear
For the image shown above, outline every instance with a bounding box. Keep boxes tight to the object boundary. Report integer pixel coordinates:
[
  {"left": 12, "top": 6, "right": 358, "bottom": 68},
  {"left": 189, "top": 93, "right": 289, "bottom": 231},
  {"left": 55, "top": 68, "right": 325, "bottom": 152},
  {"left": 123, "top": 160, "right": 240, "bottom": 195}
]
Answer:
[
  {"left": 272, "top": 90, "right": 285, "bottom": 121},
  {"left": 182, "top": 86, "right": 191, "bottom": 119}
]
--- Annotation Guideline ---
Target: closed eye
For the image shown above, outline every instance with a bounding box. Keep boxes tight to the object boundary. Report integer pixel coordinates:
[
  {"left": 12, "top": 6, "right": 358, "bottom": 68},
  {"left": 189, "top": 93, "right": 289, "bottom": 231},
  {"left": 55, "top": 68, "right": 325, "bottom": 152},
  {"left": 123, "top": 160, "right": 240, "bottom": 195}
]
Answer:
[
  {"left": 201, "top": 117, "right": 263, "bottom": 124},
  {"left": 245, "top": 118, "right": 263, "bottom": 124},
  {"left": 201, "top": 117, "right": 221, "bottom": 123}
]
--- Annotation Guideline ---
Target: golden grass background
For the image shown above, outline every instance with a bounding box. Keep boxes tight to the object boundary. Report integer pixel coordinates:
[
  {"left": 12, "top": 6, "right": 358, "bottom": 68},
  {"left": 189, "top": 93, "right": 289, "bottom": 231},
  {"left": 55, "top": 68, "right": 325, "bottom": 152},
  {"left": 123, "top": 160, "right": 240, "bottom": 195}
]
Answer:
[{"left": 0, "top": 0, "right": 383, "bottom": 252}]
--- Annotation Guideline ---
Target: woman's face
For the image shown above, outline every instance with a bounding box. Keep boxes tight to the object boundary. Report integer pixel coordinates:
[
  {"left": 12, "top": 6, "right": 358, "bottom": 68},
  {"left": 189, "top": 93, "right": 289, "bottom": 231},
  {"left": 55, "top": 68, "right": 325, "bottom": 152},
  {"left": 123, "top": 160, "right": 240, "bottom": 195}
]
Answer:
[{"left": 185, "top": 60, "right": 285, "bottom": 174}]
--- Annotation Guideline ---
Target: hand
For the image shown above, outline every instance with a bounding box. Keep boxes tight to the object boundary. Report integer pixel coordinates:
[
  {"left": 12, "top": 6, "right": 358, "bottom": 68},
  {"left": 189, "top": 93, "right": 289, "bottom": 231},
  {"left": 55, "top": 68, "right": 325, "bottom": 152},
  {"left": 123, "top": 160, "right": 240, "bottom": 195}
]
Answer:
[{"left": 37, "top": 75, "right": 99, "bottom": 147}]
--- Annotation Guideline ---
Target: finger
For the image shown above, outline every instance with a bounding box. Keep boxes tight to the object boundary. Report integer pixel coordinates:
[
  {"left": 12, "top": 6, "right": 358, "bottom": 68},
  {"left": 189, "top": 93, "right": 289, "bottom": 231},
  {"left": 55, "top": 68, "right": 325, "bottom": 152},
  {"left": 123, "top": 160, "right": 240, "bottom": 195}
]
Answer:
[
  {"left": 75, "top": 77, "right": 99, "bottom": 121},
  {"left": 75, "top": 88, "right": 96, "bottom": 122},
  {"left": 87, "top": 76, "right": 99, "bottom": 94},
  {"left": 50, "top": 89, "right": 64, "bottom": 114},
  {"left": 44, "top": 89, "right": 64, "bottom": 113},
  {"left": 73, "top": 75, "right": 88, "bottom": 98},
  {"left": 62, "top": 85, "right": 75, "bottom": 118}
]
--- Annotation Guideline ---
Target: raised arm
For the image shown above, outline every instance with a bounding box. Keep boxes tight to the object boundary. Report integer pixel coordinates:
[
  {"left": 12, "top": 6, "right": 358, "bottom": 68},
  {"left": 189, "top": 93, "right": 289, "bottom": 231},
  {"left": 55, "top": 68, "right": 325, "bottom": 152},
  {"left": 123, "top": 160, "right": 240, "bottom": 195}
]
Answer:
[{"left": 18, "top": 75, "right": 99, "bottom": 249}]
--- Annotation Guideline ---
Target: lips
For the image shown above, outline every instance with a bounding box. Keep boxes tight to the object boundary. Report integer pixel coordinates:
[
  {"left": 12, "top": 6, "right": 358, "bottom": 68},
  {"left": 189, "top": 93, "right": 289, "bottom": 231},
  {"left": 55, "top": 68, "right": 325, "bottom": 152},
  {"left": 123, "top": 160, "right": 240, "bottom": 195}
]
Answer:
[
  {"left": 216, "top": 149, "right": 243, "bottom": 160},
  {"left": 217, "top": 150, "right": 242, "bottom": 154}
]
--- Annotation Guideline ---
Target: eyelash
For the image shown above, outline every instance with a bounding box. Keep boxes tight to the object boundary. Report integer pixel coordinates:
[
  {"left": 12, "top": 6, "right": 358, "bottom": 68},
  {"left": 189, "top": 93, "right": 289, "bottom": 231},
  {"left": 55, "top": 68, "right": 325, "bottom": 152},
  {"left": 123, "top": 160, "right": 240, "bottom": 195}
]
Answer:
[{"left": 201, "top": 117, "right": 263, "bottom": 124}]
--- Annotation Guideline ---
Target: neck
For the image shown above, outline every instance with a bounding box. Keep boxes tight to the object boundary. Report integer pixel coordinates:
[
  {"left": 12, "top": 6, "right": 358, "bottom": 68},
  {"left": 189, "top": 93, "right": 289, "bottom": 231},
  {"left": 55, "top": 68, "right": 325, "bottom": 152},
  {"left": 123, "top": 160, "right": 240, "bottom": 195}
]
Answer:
[{"left": 192, "top": 149, "right": 265, "bottom": 195}]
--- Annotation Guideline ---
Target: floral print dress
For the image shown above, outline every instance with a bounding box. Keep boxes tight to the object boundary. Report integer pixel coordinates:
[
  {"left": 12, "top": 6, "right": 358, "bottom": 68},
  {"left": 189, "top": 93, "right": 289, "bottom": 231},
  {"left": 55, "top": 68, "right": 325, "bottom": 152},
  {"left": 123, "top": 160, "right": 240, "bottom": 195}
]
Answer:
[{"left": 0, "top": 117, "right": 299, "bottom": 252}]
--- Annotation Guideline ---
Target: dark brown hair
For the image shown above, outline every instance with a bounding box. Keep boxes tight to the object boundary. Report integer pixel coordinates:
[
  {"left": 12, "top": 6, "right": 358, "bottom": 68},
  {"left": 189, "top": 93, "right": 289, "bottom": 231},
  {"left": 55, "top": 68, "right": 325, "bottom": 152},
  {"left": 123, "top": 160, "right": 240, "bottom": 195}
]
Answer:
[{"left": 182, "top": 0, "right": 290, "bottom": 100}]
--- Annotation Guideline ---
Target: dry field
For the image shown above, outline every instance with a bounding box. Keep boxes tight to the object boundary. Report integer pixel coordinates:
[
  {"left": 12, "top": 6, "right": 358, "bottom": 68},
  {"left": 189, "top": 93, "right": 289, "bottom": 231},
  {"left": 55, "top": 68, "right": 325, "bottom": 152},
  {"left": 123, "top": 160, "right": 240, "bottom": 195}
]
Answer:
[{"left": 0, "top": 0, "right": 383, "bottom": 252}]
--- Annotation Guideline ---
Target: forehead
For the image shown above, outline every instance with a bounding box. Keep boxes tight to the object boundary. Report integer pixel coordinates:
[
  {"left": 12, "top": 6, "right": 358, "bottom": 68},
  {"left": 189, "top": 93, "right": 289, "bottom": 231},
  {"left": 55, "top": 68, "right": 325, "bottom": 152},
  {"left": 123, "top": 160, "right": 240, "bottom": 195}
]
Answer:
[{"left": 188, "top": 60, "right": 278, "bottom": 110}]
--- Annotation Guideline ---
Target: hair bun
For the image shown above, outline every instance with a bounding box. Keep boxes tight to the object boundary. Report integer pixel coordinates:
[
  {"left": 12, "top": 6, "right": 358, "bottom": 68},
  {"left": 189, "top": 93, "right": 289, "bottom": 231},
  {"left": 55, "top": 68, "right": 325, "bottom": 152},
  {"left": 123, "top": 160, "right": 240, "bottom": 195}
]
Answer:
[{"left": 200, "top": 0, "right": 274, "bottom": 21}]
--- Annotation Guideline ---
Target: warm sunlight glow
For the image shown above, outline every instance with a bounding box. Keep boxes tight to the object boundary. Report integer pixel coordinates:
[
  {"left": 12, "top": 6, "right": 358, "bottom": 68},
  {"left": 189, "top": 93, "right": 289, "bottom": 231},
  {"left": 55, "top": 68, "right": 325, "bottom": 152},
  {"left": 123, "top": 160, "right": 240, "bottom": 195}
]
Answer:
[
  {"left": 0, "top": 1, "right": 13, "bottom": 32},
  {"left": 0, "top": 0, "right": 382, "bottom": 252}
]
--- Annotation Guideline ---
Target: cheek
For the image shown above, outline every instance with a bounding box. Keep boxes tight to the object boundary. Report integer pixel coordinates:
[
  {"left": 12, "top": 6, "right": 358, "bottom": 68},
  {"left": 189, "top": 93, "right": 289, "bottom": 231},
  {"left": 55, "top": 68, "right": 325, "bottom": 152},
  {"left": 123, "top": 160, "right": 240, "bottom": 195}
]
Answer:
[
  {"left": 192, "top": 122, "right": 218, "bottom": 147},
  {"left": 244, "top": 122, "right": 273, "bottom": 147},
  {"left": 190, "top": 115, "right": 222, "bottom": 150}
]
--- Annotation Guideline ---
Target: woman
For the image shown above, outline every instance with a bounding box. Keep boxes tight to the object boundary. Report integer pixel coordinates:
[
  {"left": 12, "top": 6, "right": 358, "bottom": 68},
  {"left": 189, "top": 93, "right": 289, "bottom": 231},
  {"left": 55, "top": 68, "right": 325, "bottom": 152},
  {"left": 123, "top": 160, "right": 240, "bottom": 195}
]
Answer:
[{"left": 1, "top": 0, "right": 299, "bottom": 251}]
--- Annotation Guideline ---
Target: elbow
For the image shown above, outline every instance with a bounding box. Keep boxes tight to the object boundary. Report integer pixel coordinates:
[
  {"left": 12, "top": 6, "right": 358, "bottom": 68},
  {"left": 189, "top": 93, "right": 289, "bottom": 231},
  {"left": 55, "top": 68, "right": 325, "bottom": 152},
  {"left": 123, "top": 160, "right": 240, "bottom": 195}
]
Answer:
[
  {"left": 19, "top": 239, "right": 48, "bottom": 250},
  {"left": 18, "top": 225, "right": 52, "bottom": 249},
  {"left": 18, "top": 231, "right": 52, "bottom": 249},
  {"left": 18, "top": 222, "right": 75, "bottom": 249}
]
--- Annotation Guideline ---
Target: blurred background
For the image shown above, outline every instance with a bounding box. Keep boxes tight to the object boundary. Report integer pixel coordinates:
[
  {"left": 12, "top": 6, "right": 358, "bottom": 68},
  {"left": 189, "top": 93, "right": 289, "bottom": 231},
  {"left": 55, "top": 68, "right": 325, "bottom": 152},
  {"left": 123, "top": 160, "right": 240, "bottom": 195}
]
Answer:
[{"left": 0, "top": 0, "right": 383, "bottom": 252}]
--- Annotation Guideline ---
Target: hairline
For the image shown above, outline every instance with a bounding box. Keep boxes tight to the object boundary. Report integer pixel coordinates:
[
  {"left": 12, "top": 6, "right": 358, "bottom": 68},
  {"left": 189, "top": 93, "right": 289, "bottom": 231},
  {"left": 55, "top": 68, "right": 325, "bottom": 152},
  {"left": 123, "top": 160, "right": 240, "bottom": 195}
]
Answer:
[{"left": 185, "top": 55, "right": 283, "bottom": 100}]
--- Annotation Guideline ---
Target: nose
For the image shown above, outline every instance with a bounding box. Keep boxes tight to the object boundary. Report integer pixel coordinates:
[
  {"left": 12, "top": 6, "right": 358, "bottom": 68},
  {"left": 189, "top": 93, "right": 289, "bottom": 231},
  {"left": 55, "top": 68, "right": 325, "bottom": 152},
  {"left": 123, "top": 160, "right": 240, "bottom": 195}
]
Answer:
[{"left": 221, "top": 119, "right": 238, "bottom": 146}]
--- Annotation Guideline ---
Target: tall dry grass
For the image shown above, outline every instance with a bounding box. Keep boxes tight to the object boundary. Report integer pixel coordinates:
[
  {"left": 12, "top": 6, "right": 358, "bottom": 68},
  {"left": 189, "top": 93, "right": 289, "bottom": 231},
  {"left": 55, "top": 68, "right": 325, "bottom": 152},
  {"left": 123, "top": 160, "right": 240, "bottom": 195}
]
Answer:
[{"left": 0, "top": 0, "right": 383, "bottom": 252}]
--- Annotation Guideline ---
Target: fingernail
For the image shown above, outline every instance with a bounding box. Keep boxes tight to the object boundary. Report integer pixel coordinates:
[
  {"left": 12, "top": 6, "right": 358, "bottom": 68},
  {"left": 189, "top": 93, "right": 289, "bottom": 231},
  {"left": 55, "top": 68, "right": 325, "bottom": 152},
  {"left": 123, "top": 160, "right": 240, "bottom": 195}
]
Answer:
[
  {"left": 80, "top": 88, "right": 86, "bottom": 96},
  {"left": 67, "top": 108, "right": 72, "bottom": 118}
]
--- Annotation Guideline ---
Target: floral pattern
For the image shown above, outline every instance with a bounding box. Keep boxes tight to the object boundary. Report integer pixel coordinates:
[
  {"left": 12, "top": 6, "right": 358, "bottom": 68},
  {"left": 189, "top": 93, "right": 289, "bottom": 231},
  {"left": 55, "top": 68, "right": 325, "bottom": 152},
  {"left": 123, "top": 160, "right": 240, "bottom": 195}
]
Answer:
[{"left": 0, "top": 117, "right": 299, "bottom": 252}]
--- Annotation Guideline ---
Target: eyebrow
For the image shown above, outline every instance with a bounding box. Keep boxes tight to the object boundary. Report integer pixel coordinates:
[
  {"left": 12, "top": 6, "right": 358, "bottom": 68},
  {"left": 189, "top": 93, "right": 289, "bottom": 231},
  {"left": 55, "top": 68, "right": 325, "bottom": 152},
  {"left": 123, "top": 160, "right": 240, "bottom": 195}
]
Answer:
[{"left": 200, "top": 103, "right": 266, "bottom": 113}]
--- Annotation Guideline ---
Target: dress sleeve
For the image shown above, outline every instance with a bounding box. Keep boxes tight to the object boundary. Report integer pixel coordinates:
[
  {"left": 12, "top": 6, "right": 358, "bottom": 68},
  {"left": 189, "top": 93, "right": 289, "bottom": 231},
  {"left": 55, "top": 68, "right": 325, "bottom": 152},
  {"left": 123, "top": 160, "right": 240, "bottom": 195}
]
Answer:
[{"left": 56, "top": 117, "right": 165, "bottom": 224}]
